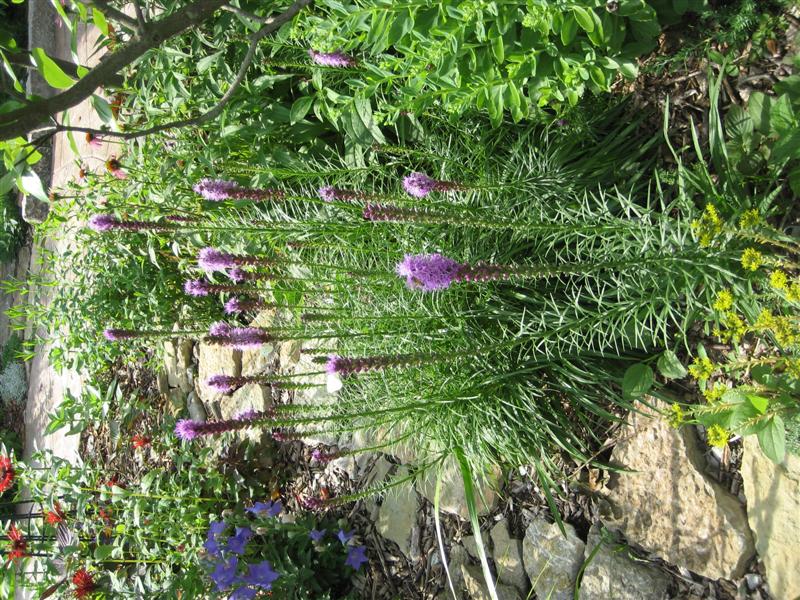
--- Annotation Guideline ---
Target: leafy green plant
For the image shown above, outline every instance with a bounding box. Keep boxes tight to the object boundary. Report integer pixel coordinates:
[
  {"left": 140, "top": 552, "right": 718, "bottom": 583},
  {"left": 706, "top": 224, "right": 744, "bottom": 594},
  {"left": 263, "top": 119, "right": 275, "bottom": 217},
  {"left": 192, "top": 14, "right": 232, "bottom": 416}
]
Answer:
[{"left": 288, "top": 0, "right": 672, "bottom": 126}]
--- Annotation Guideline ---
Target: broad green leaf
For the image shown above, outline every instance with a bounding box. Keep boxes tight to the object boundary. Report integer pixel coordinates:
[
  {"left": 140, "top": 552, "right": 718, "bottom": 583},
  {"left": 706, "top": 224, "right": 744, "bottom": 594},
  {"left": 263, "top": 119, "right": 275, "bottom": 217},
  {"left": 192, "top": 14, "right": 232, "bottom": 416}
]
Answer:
[
  {"left": 31, "top": 47, "right": 75, "bottom": 89},
  {"left": 725, "top": 105, "right": 753, "bottom": 140},
  {"left": 622, "top": 363, "right": 654, "bottom": 400},
  {"left": 560, "top": 14, "right": 578, "bottom": 46},
  {"left": 290, "top": 96, "right": 314, "bottom": 125},
  {"left": 92, "top": 8, "right": 109, "bottom": 36},
  {"left": 746, "top": 394, "right": 768, "bottom": 414},
  {"left": 572, "top": 7, "right": 594, "bottom": 32},
  {"left": 772, "top": 129, "right": 800, "bottom": 163},
  {"left": 618, "top": 60, "right": 638, "bottom": 80},
  {"left": 657, "top": 350, "right": 687, "bottom": 379},
  {"left": 90, "top": 94, "right": 114, "bottom": 124},
  {"left": 757, "top": 415, "right": 785, "bottom": 464},
  {"left": 748, "top": 92, "right": 772, "bottom": 134},
  {"left": 94, "top": 544, "right": 115, "bottom": 561},
  {"left": 672, "top": 0, "right": 689, "bottom": 14},
  {"left": 19, "top": 169, "right": 48, "bottom": 201},
  {"left": 769, "top": 94, "right": 795, "bottom": 135}
]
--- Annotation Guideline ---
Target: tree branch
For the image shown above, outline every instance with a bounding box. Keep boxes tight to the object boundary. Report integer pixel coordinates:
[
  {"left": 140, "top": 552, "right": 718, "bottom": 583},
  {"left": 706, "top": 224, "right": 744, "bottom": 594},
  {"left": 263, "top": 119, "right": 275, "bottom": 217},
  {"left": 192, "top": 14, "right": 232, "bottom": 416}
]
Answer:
[
  {"left": 131, "top": 0, "right": 148, "bottom": 32},
  {"left": 221, "top": 4, "right": 263, "bottom": 22},
  {"left": 78, "top": 0, "right": 140, "bottom": 31},
  {"left": 53, "top": 0, "right": 313, "bottom": 140},
  {"left": 0, "top": 0, "right": 230, "bottom": 141}
]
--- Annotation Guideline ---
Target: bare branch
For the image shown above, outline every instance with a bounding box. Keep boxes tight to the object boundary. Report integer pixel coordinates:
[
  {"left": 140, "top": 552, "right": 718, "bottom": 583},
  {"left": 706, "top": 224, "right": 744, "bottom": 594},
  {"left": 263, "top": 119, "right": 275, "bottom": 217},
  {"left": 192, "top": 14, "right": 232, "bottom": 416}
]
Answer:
[
  {"left": 132, "top": 0, "right": 148, "bottom": 31},
  {"left": 77, "top": 0, "right": 140, "bottom": 31},
  {"left": 221, "top": 4, "right": 263, "bottom": 22},
  {"left": 53, "top": 0, "right": 313, "bottom": 140},
  {"left": 0, "top": 0, "right": 230, "bottom": 141}
]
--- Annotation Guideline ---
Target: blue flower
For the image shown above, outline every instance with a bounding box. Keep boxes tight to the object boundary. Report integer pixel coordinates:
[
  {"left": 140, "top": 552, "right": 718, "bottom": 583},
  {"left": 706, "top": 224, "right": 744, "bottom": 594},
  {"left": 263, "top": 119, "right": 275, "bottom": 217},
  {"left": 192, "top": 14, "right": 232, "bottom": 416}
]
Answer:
[
  {"left": 204, "top": 520, "right": 227, "bottom": 557},
  {"left": 336, "top": 529, "right": 354, "bottom": 545},
  {"left": 242, "top": 560, "right": 280, "bottom": 590},
  {"left": 229, "top": 586, "right": 258, "bottom": 600},
  {"left": 345, "top": 545, "right": 368, "bottom": 570},
  {"left": 309, "top": 528, "right": 325, "bottom": 542},
  {"left": 210, "top": 557, "right": 239, "bottom": 591},
  {"left": 225, "top": 526, "right": 253, "bottom": 555},
  {"left": 246, "top": 500, "right": 282, "bottom": 518}
]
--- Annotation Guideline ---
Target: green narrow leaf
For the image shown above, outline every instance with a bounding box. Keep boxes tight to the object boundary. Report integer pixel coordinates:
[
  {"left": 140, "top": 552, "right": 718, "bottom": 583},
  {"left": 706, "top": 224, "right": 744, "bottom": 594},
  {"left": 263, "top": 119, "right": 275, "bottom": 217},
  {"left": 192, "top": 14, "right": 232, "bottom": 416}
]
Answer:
[
  {"left": 19, "top": 169, "right": 48, "bottom": 201},
  {"left": 622, "top": 363, "right": 654, "bottom": 400},
  {"left": 757, "top": 415, "right": 785, "bottom": 464},
  {"left": 290, "top": 96, "right": 314, "bottom": 125},
  {"left": 433, "top": 466, "right": 458, "bottom": 599},
  {"left": 31, "top": 47, "right": 76, "bottom": 89},
  {"left": 92, "top": 8, "right": 109, "bottom": 36},
  {"left": 657, "top": 350, "right": 687, "bottom": 379},
  {"left": 455, "top": 449, "right": 498, "bottom": 600},
  {"left": 90, "top": 95, "right": 114, "bottom": 124}
]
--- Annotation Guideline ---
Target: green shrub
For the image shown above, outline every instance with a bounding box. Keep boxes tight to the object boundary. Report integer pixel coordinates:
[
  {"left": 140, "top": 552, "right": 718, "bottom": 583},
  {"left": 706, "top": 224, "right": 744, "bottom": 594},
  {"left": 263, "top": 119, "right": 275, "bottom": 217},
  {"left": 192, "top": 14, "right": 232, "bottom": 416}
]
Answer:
[{"left": 0, "top": 189, "right": 22, "bottom": 262}]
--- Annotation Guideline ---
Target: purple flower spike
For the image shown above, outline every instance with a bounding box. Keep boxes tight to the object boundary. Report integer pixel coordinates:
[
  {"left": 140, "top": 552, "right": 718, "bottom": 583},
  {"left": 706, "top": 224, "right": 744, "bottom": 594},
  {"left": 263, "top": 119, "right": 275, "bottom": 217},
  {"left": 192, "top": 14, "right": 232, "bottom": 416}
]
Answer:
[
  {"left": 207, "top": 374, "right": 237, "bottom": 393},
  {"left": 228, "top": 327, "right": 271, "bottom": 350},
  {"left": 103, "top": 328, "right": 138, "bottom": 341},
  {"left": 224, "top": 297, "right": 258, "bottom": 314},
  {"left": 345, "top": 545, "right": 368, "bottom": 570},
  {"left": 185, "top": 279, "right": 212, "bottom": 297},
  {"left": 325, "top": 354, "right": 343, "bottom": 375},
  {"left": 402, "top": 172, "right": 437, "bottom": 198},
  {"left": 199, "top": 248, "right": 236, "bottom": 272},
  {"left": 318, "top": 186, "right": 336, "bottom": 202},
  {"left": 235, "top": 409, "right": 259, "bottom": 421},
  {"left": 227, "top": 267, "right": 247, "bottom": 283},
  {"left": 175, "top": 419, "right": 201, "bottom": 441},
  {"left": 308, "top": 49, "right": 357, "bottom": 68},
  {"left": 88, "top": 214, "right": 119, "bottom": 231},
  {"left": 396, "top": 253, "right": 464, "bottom": 292},
  {"left": 194, "top": 178, "right": 241, "bottom": 201},
  {"left": 209, "top": 322, "right": 232, "bottom": 337},
  {"left": 242, "top": 560, "right": 279, "bottom": 590}
]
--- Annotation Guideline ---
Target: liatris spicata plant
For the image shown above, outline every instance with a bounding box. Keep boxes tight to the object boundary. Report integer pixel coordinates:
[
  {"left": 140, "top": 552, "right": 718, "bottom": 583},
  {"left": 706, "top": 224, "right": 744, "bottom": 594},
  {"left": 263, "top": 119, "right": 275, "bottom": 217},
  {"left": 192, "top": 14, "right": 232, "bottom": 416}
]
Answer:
[
  {"left": 318, "top": 186, "right": 373, "bottom": 203},
  {"left": 184, "top": 279, "right": 249, "bottom": 297},
  {"left": 193, "top": 178, "right": 285, "bottom": 202},
  {"left": 325, "top": 352, "right": 442, "bottom": 376},
  {"left": 402, "top": 172, "right": 466, "bottom": 197},
  {"left": 308, "top": 49, "right": 357, "bottom": 68},
  {"left": 206, "top": 325, "right": 272, "bottom": 350},
  {"left": 224, "top": 297, "right": 266, "bottom": 314},
  {"left": 175, "top": 414, "right": 270, "bottom": 441},
  {"left": 88, "top": 214, "right": 175, "bottom": 233},
  {"left": 207, "top": 374, "right": 322, "bottom": 394},
  {"left": 197, "top": 248, "right": 275, "bottom": 273}
]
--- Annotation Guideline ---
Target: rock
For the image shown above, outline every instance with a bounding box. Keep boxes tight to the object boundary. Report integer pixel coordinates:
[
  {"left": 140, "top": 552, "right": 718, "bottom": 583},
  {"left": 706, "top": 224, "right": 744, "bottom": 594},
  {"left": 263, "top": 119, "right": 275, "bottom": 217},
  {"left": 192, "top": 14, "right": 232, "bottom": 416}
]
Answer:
[
  {"left": 740, "top": 437, "right": 800, "bottom": 600},
  {"left": 156, "top": 370, "right": 169, "bottom": 394},
  {"left": 279, "top": 338, "right": 302, "bottom": 367},
  {"left": 418, "top": 456, "right": 502, "bottom": 519},
  {"left": 522, "top": 516, "right": 584, "bottom": 600},
  {"left": 491, "top": 520, "right": 528, "bottom": 594},
  {"left": 601, "top": 398, "right": 754, "bottom": 580},
  {"left": 376, "top": 467, "right": 419, "bottom": 557},
  {"left": 360, "top": 454, "right": 394, "bottom": 487},
  {"left": 21, "top": 196, "right": 49, "bottom": 224},
  {"left": 461, "top": 563, "right": 520, "bottom": 600},
  {"left": 166, "top": 388, "right": 187, "bottom": 416},
  {"left": 241, "top": 309, "right": 277, "bottom": 376},
  {"left": 461, "top": 535, "right": 479, "bottom": 560},
  {"left": 446, "top": 545, "right": 469, "bottom": 598},
  {"left": 186, "top": 391, "right": 207, "bottom": 422},
  {"left": 164, "top": 337, "right": 194, "bottom": 393},
  {"left": 579, "top": 524, "right": 670, "bottom": 600},
  {"left": 197, "top": 341, "right": 241, "bottom": 405},
  {"left": 220, "top": 383, "right": 271, "bottom": 421}
]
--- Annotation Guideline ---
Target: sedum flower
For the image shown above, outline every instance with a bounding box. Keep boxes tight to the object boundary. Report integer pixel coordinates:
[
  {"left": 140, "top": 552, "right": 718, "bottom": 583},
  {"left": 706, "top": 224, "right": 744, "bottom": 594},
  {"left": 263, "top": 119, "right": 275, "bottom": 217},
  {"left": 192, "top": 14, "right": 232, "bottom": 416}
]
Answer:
[
  {"left": 738, "top": 208, "right": 760, "bottom": 229},
  {"left": 741, "top": 248, "right": 764, "bottom": 271},
  {"left": 706, "top": 424, "right": 730, "bottom": 448},
  {"left": 667, "top": 403, "right": 685, "bottom": 428},
  {"left": 690, "top": 204, "right": 723, "bottom": 247},
  {"left": 688, "top": 356, "right": 715, "bottom": 381},
  {"left": 712, "top": 289, "right": 733, "bottom": 312},
  {"left": 788, "top": 282, "right": 800, "bottom": 302},
  {"left": 770, "top": 270, "right": 789, "bottom": 291}
]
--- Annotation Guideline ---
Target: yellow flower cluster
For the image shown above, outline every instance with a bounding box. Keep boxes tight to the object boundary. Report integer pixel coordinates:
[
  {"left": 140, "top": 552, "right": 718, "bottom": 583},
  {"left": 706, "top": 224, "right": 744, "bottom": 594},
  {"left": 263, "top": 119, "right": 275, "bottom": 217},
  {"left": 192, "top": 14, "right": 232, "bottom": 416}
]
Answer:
[
  {"left": 703, "top": 382, "right": 727, "bottom": 404},
  {"left": 707, "top": 424, "right": 730, "bottom": 448},
  {"left": 741, "top": 248, "right": 764, "bottom": 271},
  {"left": 786, "top": 281, "right": 800, "bottom": 302},
  {"left": 755, "top": 308, "right": 775, "bottom": 330},
  {"left": 688, "top": 356, "right": 715, "bottom": 381},
  {"left": 668, "top": 403, "right": 685, "bottom": 428},
  {"left": 754, "top": 308, "right": 798, "bottom": 347},
  {"left": 738, "top": 208, "right": 760, "bottom": 229},
  {"left": 691, "top": 204, "right": 724, "bottom": 247},
  {"left": 770, "top": 270, "right": 789, "bottom": 290},
  {"left": 712, "top": 289, "right": 734, "bottom": 312},
  {"left": 717, "top": 311, "right": 747, "bottom": 344}
]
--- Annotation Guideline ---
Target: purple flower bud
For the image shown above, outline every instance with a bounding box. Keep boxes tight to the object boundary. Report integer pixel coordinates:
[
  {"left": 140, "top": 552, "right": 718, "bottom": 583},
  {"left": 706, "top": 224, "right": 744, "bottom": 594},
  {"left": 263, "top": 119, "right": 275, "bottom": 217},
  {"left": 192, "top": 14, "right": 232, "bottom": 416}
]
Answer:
[
  {"left": 193, "top": 178, "right": 241, "bottom": 201},
  {"left": 311, "top": 448, "right": 335, "bottom": 464},
  {"left": 175, "top": 419, "right": 200, "bottom": 441},
  {"left": 318, "top": 186, "right": 336, "bottom": 202},
  {"left": 165, "top": 214, "right": 198, "bottom": 223},
  {"left": 208, "top": 322, "right": 232, "bottom": 337},
  {"left": 402, "top": 173, "right": 437, "bottom": 198},
  {"left": 198, "top": 248, "right": 236, "bottom": 272},
  {"left": 207, "top": 327, "right": 272, "bottom": 350},
  {"left": 184, "top": 279, "right": 212, "bottom": 297},
  {"left": 103, "top": 328, "right": 140, "bottom": 341},
  {"left": 207, "top": 374, "right": 237, "bottom": 393},
  {"left": 89, "top": 214, "right": 120, "bottom": 231},
  {"left": 308, "top": 49, "right": 357, "bottom": 68},
  {"left": 396, "top": 253, "right": 464, "bottom": 291},
  {"left": 224, "top": 297, "right": 263, "bottom": 314}
]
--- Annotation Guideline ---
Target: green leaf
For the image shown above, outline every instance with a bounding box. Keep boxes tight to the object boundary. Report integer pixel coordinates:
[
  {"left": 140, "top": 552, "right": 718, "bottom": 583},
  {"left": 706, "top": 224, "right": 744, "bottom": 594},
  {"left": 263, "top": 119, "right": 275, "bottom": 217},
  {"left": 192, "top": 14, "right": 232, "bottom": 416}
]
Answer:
[
  {"left": 490, "top": 28, "right": 504, "bottom": 63},
  {"left": 747, "top": 92, "right": 772, "bottom": 135},
  {"left": 622, "top": 363, "right": 654, "bottom": 400},
  {"left": 657, "top": 350, "right": 687, "bottom": 379},
  {"left": 618, "top": 60, "right": 638, "bottom": 79},
  {"left": 746, "top": 394, "right": 768, "bottom": 414},
  {"left": 90, "top": 95, "right": 114, "bottom": 124},
  {"left": 725, "top": 105, "right": 753, "bottom": 140},
  {"left": 772, "top": 129, "right": 800, "bottom": 163},
  {"left": 572, "top": 7, "right": 595, "bottom": 32},
  {"left": 757, "top": 415, "right": 786, "bottom": 464},
  {"left": 94, "top": 544, "right": 115, "bottom": 561},
  {"left": 560, "top": 14, "right": 578, "bottom": 45},
  {"left": 197, "top": 51, "right": 222, "bottom": 74},
  {"left": 31, "top": 47, "right": 75, "bottom": 89},
  {"left": 19, "top": 169, "right": 48, "bottom": 201},
  {"left": 769, "top": 94, "right": 795, "bottom": 135},
  {"left": 789, "top": 166, "right": 800, "bottom": 196},
  {"left": 92, "top": 8, "right": 109, "bottom": 36},
  {"left": 289, "top": 96, "right": 314, "bottom": 125},
  {"left": 433, "top": 467, "right": 458, "bottom": 599},
  {"left": 672, "top": 0, "right": 689, "bottom": 14}
]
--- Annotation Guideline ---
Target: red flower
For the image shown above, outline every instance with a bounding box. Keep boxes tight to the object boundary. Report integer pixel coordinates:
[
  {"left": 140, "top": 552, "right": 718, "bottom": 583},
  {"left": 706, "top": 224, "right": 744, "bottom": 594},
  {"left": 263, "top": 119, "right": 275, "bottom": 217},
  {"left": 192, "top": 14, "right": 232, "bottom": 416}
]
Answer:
[
  {"left": 98, "top": 507, "right": 113, "bottom": 524},
  {"left": 0, "top": 455, "right": 15, "bottom": 494},
  {"left": 6, "top": 525, "right": 28, "bottom": 561},
  {"left": 103, "top": 474, "right": 125, "bottom": 489},
  {"left": 71, "top": 568, "right": 96, "bottom": 598},
  {"left": 44, "top": 501, "right": 66, "bottom": 525},
  {"left": 131, "top": 435, "right": 150, "bottom": 449}
]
